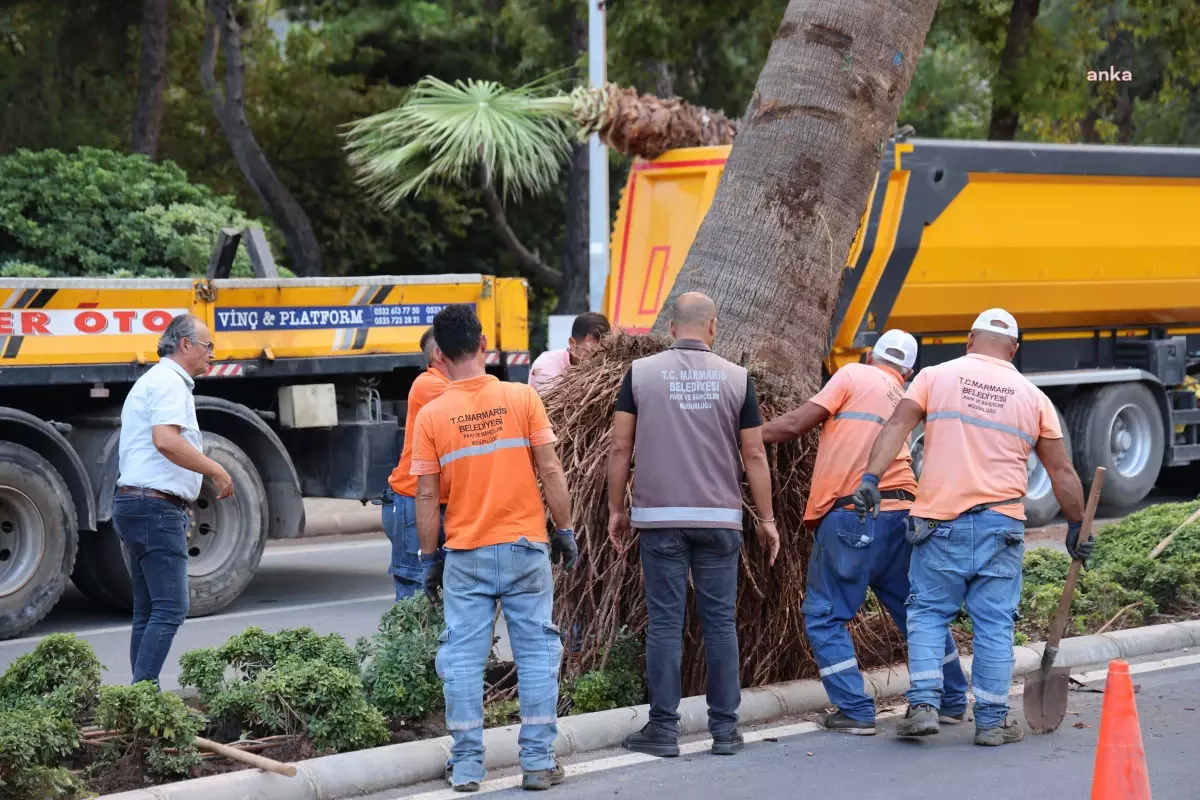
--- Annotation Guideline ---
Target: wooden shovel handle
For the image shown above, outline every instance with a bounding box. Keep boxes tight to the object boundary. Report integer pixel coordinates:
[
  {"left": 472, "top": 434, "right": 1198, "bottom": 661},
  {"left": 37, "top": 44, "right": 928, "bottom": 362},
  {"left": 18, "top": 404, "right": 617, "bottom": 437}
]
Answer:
[
  {"left": 1045, "top": 467, "right": 1105, "bottom": 650},
  {"left": 194, "top": 736, "right": 298, "bottom": 777}
]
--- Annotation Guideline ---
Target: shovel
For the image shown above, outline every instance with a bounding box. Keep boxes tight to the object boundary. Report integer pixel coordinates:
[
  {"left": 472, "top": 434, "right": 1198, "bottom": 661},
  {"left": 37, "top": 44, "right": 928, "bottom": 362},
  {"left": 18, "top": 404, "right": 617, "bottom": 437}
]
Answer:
[{"left": 1024, "top": 465, "right": 1106, "bottom": 734}]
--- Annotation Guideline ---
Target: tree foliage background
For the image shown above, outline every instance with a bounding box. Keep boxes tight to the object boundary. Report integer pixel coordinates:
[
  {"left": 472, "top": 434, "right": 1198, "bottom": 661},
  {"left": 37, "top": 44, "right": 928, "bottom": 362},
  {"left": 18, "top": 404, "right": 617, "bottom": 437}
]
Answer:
[{"left": 0, "top": 0, "right": 1196, "bottom": 330}]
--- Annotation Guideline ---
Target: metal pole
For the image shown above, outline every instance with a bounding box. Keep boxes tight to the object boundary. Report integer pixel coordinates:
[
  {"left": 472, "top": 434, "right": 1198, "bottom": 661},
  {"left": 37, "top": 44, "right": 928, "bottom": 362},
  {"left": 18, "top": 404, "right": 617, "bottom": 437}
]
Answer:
[{"left": 587, "top": 0, "right": 609, "bottom": 315}]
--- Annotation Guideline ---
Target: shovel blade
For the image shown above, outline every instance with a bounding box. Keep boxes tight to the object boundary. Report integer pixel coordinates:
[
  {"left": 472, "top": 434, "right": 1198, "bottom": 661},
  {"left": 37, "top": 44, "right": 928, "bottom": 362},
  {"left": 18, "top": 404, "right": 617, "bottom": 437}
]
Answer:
[{"left": 1024, "top": 667, "right": 1071, "bottom": 733}]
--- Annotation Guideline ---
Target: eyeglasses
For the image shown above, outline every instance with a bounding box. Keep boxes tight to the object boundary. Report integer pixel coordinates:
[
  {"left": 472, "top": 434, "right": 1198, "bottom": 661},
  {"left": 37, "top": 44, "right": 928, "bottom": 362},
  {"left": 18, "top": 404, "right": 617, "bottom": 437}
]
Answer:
[{"left": 186, "top": 338, "right": 215, "bottom": 353}]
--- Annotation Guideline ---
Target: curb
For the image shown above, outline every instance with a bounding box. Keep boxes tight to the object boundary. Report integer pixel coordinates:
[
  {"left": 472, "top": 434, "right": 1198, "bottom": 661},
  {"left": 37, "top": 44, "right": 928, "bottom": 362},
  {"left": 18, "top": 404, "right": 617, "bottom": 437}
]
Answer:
[{"left": 101, "top": 620, "right": 1200, "bottom": 800}]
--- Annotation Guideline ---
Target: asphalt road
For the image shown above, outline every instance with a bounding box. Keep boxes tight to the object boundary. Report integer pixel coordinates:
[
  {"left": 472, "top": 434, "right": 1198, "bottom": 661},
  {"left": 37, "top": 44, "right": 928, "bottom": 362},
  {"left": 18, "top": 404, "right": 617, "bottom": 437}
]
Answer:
[
  {"left": 1, "top": 535, "right": 398, "bottom": 689},
  {"left": 392, "top": 656, "right": 1200, "bottom": 799},
  {"left": 0, "top": 491, "right": 1187, "bottom": 688}
]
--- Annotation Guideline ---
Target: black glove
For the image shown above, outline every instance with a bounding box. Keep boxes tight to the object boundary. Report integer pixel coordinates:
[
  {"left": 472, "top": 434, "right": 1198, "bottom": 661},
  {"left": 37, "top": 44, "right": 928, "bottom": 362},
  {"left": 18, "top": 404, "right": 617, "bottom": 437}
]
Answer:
[
  {"left": 1065, "top": 520, "right": 1094, "bottom": 564},
  {"left": 421, "top": 551, "right": 444, "bottom": 604},
  {"left": 550, "top": 528, "right": 579, "bottom": 572},
  {"left": 851, "top": 474, "right": 882, "bottom": 520}
]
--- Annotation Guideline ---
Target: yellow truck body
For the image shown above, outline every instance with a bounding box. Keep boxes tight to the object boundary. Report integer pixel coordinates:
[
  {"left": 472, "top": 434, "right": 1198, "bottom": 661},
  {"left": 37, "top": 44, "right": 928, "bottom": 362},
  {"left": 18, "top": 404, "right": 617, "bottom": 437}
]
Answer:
[
  {"left": 604, "top": 138, "right": 1200, "bottom": 526},
  {"left": 0, "top": 272, "right": 530, "bottom": 638}
]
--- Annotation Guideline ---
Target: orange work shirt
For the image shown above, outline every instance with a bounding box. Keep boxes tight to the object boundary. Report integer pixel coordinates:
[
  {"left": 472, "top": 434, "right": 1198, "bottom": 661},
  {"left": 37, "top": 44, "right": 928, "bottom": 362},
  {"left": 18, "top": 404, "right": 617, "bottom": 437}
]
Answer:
[
  {"left": 905, "top": 353, "right": 1062, "bottom": 521},
  {"left": 410, "top": 374, "right": 557, "bottom": 550},
  {"left": 806, "top": 362, "right": 917, "bottom": 523},
  {"left": 389, "top": 367, "right": 451, "bottom": 501}
]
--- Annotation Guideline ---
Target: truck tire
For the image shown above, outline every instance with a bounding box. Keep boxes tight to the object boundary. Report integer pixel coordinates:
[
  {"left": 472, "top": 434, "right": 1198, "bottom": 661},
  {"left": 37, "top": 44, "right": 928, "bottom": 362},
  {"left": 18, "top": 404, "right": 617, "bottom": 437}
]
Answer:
[
  {"left": 910, "top": 410, "right": 1068, "bottom": 528},
  {"left": 71, "top": 521, "right": 133, "bottom": 612},
  {"left": 1066, "top": 383, "right": 1164, "bottom": 509},
  {"left": 188, "top": 433, "right": 269, "bottom": 616},
  {"left": 0, "top": 442, "right": 78, "bottom": 639},
  {"left": 1022, "top": 408, "right": 1071, "bottom": 528},
  {"left": 71, "top": 433, "right": 268, "bottom": 618}
]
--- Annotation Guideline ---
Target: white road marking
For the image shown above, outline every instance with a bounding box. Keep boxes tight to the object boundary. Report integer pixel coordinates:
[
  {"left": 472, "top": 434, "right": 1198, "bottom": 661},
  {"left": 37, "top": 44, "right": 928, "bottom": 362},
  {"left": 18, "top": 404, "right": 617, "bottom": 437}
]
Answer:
[
  {"left": 398, "top": 721, "right": 823, "bottom": 799},
  {"left": 262, "top": 539, "right": 390, "bottom": 558},
  {"left": 0, "top": 594, "right": 393, "bottom": 649},
  {"left": 398, "top": 655, "right": 1200, "bottom": 799},
  {"left": 1069, "top": 651, "right": 1200, "bottom": 684}
]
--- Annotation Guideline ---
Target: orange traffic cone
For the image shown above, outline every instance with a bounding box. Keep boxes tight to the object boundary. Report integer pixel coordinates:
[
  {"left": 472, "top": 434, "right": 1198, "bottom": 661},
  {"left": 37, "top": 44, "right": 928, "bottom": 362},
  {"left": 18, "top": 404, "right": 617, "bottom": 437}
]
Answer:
[{"left": 1090, "top": 659, "right": 1152, "bottom": 800}]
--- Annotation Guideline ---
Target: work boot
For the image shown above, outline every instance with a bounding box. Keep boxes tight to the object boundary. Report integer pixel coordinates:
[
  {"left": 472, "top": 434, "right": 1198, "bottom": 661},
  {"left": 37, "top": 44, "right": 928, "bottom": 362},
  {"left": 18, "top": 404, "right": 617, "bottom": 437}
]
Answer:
[
  {"left": 445, "top": 764, "right": 480, "bottom": 793},
  {"left": 711, "top": 729, "right": 745, "bottom": 755},
  {"left": 938, "top": 708, "right": 969, "bottom": 725},
  {"left": 622, "top": 724, "right": 680, "bottom": 758},
  {"left": 974, "top": 716, "right": 1025, "bottom": 747},
  {"left": 521, "top": 760, "right": 565, "bottom": 790},
  {"left": 896, "top": 704, "right": 940, "bottom": 737},
  {"left": 817, "top": 710, "right": 876, "bottom": 736}
]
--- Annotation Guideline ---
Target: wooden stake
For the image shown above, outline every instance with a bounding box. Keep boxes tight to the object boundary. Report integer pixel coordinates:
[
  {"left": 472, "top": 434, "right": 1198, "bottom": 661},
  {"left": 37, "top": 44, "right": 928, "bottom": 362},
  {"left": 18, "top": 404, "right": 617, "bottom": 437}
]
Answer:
[
  {"left": 1148, "top": 506, "right": 1200, "bottom": 559},
  {"left": 194, "top": 736, "right": 297, "bottom": 777}
]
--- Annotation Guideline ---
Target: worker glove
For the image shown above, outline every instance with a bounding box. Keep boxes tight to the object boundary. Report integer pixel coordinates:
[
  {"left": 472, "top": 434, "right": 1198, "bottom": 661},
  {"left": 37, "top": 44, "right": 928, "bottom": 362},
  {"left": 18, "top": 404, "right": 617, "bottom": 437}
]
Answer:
[
  {"left": 551, "top": 528, "right": 579, "bottom": 572},
  {"left": 851, "top": 474, "right": 882, "bottom": 520},
  {"left": 421, "top": 550, "right": 444, "bottom": 605},
  {"left": 1065, "top": 520, "right": 1094, "bottom": 564}
]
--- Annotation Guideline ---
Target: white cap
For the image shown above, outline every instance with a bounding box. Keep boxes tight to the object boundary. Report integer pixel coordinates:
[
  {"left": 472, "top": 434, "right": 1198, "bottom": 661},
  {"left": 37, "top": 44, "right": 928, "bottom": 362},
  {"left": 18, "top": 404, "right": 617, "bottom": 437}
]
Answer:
[
  {"left": 971, "top": 308, "right": 1020, "bottom": 339},
  {"left": 872, "top": 329, "right": 918, "bottom": 370}
]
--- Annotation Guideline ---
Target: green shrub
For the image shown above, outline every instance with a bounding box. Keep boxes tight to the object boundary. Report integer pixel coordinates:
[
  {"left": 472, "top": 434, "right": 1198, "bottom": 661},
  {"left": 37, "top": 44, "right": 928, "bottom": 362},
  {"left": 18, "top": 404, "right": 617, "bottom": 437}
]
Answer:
[
  {"left": 95, "top": 683, "right": 203, "bottom": 779},
  {"left": 1019, "top": 548, "right": 1155, "bottom": 637},
  {"left": 0, "top": 634, "right": 102, "bottom": 720},
  {"left": 180, "top": 626, "right": 388, "bottom": 754},
  {"left": 0, "top": 702, "right": 82, "bottom": 799},
  {"left": 357, "top": 596, "right": 445, "bottom": 720},
  {"left": 179, "top": 626, "right": 359, "bottom": 706},
  {"left": 484, "top": 699, "right": 520, "bottom": 728},
  {"left": 0, "top": 147, "right": 273, "bottom": 278},
  {"left": 568, "top": 629, "right": 645, "bottom": 715}
]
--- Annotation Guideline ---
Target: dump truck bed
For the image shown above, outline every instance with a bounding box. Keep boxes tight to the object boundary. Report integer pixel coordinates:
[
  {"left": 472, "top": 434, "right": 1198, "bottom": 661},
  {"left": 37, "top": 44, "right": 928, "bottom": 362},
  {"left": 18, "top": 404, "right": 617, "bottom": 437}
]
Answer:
[{"left": 604, "top": 140, "right": 1200, "bottom": 373}]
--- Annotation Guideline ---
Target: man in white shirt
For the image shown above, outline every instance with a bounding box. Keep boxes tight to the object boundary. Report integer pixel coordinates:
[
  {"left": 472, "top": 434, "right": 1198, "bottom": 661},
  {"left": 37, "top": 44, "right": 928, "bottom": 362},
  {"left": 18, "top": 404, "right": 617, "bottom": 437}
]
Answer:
[
  {"left": 528, "top": 312, "right": 610, "bottom": 394},
  {"left": 114, "top": 314, "right": 233, "bottom": 686}
]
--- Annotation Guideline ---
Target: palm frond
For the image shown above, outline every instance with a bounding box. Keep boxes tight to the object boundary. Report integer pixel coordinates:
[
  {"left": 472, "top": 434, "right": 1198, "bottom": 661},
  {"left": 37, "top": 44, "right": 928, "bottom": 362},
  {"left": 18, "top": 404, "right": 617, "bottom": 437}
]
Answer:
[{"left": 343, "top": 76, "right": 578, "bottom": 207}]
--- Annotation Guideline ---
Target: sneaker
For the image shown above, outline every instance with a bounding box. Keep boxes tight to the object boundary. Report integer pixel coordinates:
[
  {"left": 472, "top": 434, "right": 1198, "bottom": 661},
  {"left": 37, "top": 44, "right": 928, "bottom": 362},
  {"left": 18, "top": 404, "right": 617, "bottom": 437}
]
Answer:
[
  {"left": 817, "top": 710, "right": 876, "bottom": 736},
  {"left": 622, "top": 724, "right": 680, "bottom": 758},
  {"left": 711, "top": 729, "right": 745, "bottom": 755},
  {"left": 938, "top": 709, "right": 969, "bottom": 725},
  {"left": 974, "top": 716, "right": 1025, "bottom": 747},
  {"left": 522, "top": 760, "right": 565, "bottom": 790},
  {"left": 896, "top": 704, "right": 940, "bottom": 737}
]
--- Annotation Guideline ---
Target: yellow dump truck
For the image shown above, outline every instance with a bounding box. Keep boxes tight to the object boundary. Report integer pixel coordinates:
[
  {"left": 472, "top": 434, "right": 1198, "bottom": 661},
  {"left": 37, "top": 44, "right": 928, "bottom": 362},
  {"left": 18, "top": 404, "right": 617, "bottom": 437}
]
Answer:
[
  {"left": 0, "top": 234, "right": 531, "bottom": 638},
  {"left": 605, "top": 138, "right": 1200, "bottom": 528}
]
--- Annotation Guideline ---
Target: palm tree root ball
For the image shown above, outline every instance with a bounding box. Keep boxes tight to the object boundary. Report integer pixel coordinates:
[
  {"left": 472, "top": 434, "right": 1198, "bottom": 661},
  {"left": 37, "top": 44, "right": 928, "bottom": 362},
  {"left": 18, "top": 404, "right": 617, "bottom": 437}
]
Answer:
[{"left": 541, "top": 332, "right": 907, "bottom": 698}]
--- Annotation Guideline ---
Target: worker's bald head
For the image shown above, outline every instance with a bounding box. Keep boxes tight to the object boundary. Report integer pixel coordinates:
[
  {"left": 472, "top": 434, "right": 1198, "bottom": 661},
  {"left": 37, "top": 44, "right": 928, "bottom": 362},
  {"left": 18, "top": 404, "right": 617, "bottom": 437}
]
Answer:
[
  {"left": 669, "top": 292, "right": 718, "bottom": 346},
  {"left": 967, "top": 328, "right": 1019, "bottom": 362}
]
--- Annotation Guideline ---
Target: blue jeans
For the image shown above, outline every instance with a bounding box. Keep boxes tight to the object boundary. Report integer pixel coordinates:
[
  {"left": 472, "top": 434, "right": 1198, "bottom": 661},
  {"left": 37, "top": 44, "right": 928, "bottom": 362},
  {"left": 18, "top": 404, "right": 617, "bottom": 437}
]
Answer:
[
  {"left": 803, "top": 509, "right": 969, "bottom": 722},
  {"left": 640, "top": 528, "right": 742, "bottom": 738},
  {"left": 905, "top": 510, "right": 1025, "bottom": 729},
  {"left": 112, "top": 493, "right": 190, "bottom": 686},
  {"left": 382, "top": 490, "right": 445, "bottom": 601},
  {"left": 436, "top": 538, "right": 562, "bottom": 786}
]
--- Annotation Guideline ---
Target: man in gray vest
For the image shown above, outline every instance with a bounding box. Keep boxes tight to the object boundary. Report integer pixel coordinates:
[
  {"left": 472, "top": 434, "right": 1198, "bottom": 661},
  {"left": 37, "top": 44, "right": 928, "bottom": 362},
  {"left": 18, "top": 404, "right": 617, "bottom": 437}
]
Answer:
[{"left": 607, "top": 292, "right": 780, "bottom": 759}]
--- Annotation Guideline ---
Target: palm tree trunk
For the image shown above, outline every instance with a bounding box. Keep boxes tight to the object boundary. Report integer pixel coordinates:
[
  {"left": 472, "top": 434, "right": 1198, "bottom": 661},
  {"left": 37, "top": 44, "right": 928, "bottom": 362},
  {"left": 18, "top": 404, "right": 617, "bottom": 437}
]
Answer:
[
  {"left": 592, "top": 85, "right": 737, "bottom": 159},
  {"left": 131, "top": 0, "right": 170, "bottom": 158},
  {"left": 651, "top": 0, "right": 940, "bottom": 383}
]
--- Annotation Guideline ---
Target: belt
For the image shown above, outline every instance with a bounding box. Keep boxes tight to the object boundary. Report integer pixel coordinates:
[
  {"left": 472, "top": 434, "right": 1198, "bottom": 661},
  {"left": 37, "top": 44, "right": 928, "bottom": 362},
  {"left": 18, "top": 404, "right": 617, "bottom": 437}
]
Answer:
[
  {"left": 960, "top": 497, "right": 1024, "bottom": 515},
  {"left": 116, "top": 486, "right": 189, "bottom": 509},
  {"left": 833, "top": 489, "right": 916, "bottom": 510}
]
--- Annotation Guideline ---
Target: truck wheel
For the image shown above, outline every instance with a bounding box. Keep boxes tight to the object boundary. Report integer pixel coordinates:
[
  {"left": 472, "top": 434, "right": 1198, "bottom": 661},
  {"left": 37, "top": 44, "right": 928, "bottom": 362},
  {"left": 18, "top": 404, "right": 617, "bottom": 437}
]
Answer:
[
  {"left": 1067, "top": 383, "right": 1164, "bottom": 508},
  {"left": 71, "top": 522, "right": 133, "bottom": 611},
  {"left": 71, "top": 433, "right": 267, "bottom": 618},
  {"left": 0, "top": 442, "right": 78, "bottom": 639},
  {"left": 188, "top": 433, "right": 268, "bottom": 617},
  {"left": 1022, "top": 408, "right": 1071, "bottom": 528}
]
